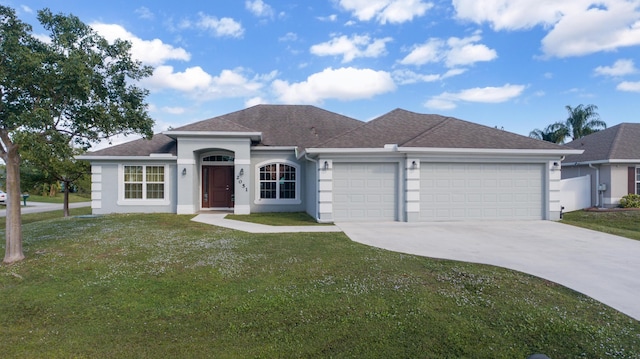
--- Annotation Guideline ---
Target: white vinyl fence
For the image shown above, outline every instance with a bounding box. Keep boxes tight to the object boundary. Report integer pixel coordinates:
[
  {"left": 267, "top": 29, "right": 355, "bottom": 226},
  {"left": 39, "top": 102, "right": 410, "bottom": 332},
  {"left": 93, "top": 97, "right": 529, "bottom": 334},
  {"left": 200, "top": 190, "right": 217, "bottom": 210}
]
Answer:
[{"left": 560, "top": 174, "right": 591, "bottom": 213}]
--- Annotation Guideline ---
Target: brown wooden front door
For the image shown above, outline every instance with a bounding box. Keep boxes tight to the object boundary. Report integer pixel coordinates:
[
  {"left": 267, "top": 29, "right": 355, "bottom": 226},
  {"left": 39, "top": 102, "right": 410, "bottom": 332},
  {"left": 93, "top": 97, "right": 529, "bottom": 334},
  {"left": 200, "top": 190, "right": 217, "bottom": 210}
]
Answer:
[{"left": 202, "top": 166, "right": 234, "bottom": 208}]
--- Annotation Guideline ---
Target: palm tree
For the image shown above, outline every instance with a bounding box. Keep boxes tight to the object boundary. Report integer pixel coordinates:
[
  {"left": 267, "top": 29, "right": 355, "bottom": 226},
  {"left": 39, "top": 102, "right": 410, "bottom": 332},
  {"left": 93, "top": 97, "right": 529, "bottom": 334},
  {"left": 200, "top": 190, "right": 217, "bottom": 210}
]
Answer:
[
  {"left": 529, "top": 122, "right": 568, "bottom": 144},
  {"left": 561, "top": 104, "right": 606, "bottom": 141}
]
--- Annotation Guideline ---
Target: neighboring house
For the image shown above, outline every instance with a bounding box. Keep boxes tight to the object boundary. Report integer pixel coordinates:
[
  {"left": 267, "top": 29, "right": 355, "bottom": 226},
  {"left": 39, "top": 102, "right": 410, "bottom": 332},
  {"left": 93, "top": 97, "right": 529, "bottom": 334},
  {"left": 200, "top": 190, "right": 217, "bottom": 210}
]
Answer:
[
  {"left": 562, "top": 123, "right": 640, "bottom": 208},
  {"left": 78, "top": 105, "right": 580, "bottom": 222}
]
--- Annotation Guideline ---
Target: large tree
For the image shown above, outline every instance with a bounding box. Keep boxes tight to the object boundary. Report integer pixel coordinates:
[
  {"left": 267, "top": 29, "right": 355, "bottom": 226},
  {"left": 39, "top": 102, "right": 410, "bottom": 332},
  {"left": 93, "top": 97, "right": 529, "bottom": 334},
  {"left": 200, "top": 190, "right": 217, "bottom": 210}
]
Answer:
[
  {"left": 529, "top": 104, "right": 606, "bottom": 144},
  {"left": 561, "top": 104, "right": 606, "bottom": 141},
  {"left": 18, "top": 131, "right": 90, "bottom": 217},
  {"left": 1, "top": 6, "right": 154, "bottom": 264},
  {"left": 529, "top": 123, "right": 568, "bottom": 144}
]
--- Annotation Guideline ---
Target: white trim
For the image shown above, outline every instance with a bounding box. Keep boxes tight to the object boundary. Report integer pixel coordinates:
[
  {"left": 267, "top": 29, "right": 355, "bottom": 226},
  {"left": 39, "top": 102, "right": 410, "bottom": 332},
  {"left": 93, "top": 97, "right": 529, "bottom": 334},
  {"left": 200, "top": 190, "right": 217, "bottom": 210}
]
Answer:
[
  {"left": 251, "top": 146, "right": 298, "bottom": 151},
  {"left": 117, "top": 164, "right": 171, "bottom": 206},
  {"left": 178, "top": 159, "right": 197, "bottom": 165},
  {"left": 235, "top": 159, "right": 251, "bottom": 165},
  {"left": 163, "top": 131, "right": 262, "bottom": 141},
  {"left": 305, "top": 147, "right": 582, "bottom": 156},
  {"left": 150, "top": 153, "right": 174, "bottom": 158},
  {"left": 91, "top": 200, "right": 102, "bottom": 209},
  {"left": 563, "top": 159, "right": 640, "bottom": 166},
  {"left": 254, "top": 159, "right": 302, "bottom": 205},
  {"left": 78, "top": 155, "right": 177, "bottom": 161}
]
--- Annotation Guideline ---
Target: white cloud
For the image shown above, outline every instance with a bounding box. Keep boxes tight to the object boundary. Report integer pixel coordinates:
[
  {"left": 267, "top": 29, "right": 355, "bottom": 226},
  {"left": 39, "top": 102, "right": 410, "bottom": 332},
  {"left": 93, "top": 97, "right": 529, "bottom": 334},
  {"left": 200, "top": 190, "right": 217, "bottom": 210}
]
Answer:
[
  {"left": 20, "top": 5, "right": 33, "bottom": 13},
  {"left": 594, "top": 59, "right": 638, "bottom": 76},
  {"left": 617, "top": 81, "right": 640, "bottom": 92},
  {"left": 245, "top": 97, "right": 268, "bottom": 107},
  {"left": 246, "top": 0, "right": 274, "bottom": 18},
  {"left": 272, "top": 67, "right": 396, "bottom": 104},
  {"left": 279, "top": 32, "right": 298, "bottom": 42},
  {"left": 317, "top": 14, "right": 338, "bottom": 22},
  {"left": 425, "top": 84, "right": 526, "bottom": 110},
  {"left": 399, "top": 38, "right": 443, "bottom": 66},
  {"left": 196, "top": 13, "right": 244, "bottom": 38},
  {"left": 144, "top": 66, "right": 213, "bottom": 92},
  {"left": 338, "top": 0, "right": 433, "bottom": 24},
  {"left": 90, "top": 23, "right": 190, "bottom": 66},
  {"left": 452, "top": 0, "right": 640, "bottom": 58},
  {"left": 400, "top": 33, "right": 497, "bottom": 67},
  {"left": 310, "top": 34, "right": 392, "bottom": 63},
  {"left": 135, "top": 6, "right": 154, "bottom": 20},
  {"left": 161, "top": 106, "right": 186, "bottom": 115},
  {"left": 144, "top": 66, "right": 274, "bottom": 100},
  {"left": 392, "top": 68, "right": 466, "bottom": 85},
  {"left": 445, "top": 34, "right": 498, "bottom": 67}
]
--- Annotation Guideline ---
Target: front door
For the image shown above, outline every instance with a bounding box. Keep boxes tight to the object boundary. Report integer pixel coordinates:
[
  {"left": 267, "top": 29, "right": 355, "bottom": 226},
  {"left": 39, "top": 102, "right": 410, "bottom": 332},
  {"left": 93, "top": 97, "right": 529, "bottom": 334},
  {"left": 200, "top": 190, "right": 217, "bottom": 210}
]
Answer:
[{"left": 202, "top": 166, "right": 234, "bottom": 208}]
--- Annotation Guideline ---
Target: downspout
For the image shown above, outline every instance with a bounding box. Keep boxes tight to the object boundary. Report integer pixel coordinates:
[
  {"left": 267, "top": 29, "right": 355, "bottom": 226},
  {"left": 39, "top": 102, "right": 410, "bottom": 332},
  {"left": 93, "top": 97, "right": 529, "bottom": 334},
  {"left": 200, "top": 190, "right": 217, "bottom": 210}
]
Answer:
[
  {"left": 589, "top": 163, "right": 600, "bottom": 207},
  {"left": 304, "top": 153, "right": 320, "bottom": 221}
]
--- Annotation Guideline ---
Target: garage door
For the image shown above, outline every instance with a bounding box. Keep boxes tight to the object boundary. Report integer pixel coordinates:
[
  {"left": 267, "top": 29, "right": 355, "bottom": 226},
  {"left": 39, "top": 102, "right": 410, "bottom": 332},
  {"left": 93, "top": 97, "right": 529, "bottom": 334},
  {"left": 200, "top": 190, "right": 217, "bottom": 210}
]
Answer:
[
  {"left": 333, "top": 163, "right": 397, "bottom": 221},
  {"left": 420, "top": 163, "right": 544, "bottom": 221}
]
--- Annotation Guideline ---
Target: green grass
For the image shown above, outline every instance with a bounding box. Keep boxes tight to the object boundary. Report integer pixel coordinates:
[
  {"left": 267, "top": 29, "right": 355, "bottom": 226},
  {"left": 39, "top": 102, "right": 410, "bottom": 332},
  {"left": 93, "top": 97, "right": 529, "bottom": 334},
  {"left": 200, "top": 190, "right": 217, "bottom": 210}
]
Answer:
[
  {"left": 1, "top": 214, "right": 639, "bottom": 358},
  {"left": 225, "top": 211, "right": 329, "bottom": 226},
  {"left": 0, "top": 207, "right": 93, "bottom": 229},
  {"left": 562, "top": 210, "right": 640, "bottom": 240},
  {"left": 25, "top": 193, "right": 91, "bottom": 204}
]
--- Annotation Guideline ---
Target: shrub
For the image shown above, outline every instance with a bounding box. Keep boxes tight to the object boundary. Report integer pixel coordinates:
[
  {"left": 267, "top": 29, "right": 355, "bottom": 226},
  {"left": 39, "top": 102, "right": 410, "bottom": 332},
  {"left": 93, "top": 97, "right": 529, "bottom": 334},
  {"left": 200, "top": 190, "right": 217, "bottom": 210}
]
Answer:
[{"left": 619, "top": 194, "right": 640, "bottom": 208}]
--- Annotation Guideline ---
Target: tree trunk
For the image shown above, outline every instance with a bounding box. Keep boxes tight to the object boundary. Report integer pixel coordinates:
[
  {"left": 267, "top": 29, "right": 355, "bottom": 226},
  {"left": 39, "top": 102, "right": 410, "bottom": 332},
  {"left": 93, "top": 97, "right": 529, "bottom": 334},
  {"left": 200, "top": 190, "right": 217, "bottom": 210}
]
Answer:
[
  {"left": 63, "top": 180, "right": 70, "bottom": 217},
  {"left": 3, "top": 139, "right": 24, "bottom": 264}
]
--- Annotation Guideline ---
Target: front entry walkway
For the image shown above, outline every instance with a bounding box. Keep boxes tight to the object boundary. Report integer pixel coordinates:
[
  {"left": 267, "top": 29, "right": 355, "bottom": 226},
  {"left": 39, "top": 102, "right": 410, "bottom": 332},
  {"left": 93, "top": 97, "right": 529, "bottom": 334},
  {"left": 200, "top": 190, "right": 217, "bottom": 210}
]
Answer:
[
  {"left": 336, "top": 220, "right": 640, "bottom": 321},
  {"left": 191, "top": 213, "right": 342, "bottom": 233}
]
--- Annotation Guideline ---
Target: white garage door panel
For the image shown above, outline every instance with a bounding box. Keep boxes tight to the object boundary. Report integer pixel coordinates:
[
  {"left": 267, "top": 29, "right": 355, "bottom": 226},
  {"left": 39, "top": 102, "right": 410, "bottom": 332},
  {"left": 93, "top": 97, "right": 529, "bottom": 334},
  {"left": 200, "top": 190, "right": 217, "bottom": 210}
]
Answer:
[
  {"left": 421, "top": 163, "right": 543, "bottom": 221},
  {"left": 333, "top": 163, "right": 397, "bottom": 221}
]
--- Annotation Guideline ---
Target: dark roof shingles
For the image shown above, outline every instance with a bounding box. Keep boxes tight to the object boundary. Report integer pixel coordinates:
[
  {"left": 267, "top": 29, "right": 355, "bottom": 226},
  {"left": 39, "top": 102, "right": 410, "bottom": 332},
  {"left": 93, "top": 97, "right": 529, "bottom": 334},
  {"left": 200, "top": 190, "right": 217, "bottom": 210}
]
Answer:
[
  {"left": 564, "top": 123, "right": 640, "bottom": 163},
  {"left": 88, "top": 134, "right": 177, "bottom": 157},
  {"left": 319, "top": 108, "right": 567, "bottom": 150}
]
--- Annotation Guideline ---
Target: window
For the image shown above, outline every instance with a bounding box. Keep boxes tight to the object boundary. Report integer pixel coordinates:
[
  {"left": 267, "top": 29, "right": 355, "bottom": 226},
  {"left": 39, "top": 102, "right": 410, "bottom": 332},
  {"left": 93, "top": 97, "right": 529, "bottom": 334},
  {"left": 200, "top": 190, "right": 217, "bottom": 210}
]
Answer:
[
  {"left": 124, "top": 165, "right": 165, "bottom": 200},
  {"left": 256, "top": 161, "right": 300, "bottom": 204},
  {"left": 636, "top": 167, "right": 640, "bottom": 194}
]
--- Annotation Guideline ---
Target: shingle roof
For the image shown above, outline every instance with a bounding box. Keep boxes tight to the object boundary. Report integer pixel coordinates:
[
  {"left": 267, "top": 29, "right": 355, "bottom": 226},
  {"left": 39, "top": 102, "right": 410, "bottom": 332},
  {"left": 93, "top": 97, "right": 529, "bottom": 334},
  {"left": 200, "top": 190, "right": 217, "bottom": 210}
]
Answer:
[
  {"left": 317, "top": 108, "right": 567, "bottom": 150},
  {"left": 563, "top": 123, "right": 640, "bottom": 163},
  {"left": 85, "top": 106, "right": 573, "bottom": 157},
  {"left": 87, "top": 134, "right": 177, "bottom": 156},
  {"left": 173, "top": 104, "right": 364, "bottom": 148}
]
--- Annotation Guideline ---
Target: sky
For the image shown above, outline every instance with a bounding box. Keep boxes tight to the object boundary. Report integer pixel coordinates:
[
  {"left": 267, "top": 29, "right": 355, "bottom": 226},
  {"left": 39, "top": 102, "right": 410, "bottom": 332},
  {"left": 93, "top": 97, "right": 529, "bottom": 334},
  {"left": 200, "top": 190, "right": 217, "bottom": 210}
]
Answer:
[{"left": 3, "top": 0, "right": 640, "bottom": 149}]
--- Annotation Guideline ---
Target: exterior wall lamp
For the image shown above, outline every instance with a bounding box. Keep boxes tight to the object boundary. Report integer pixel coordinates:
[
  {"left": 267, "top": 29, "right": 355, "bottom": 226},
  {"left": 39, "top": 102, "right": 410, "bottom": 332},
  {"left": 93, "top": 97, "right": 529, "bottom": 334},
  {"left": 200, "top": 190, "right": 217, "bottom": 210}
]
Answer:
[
  {"left": 182, "top": 168, "right": 187, "bottom": 176},
  {"left": 239, "top": 168, "right": 244, "bottom": 176},
  {"left": 411, "top": 160, "right": 418, "bottom": 169},
  {"left": 323, "top": 161, "right": 330, "bottom": 170}
]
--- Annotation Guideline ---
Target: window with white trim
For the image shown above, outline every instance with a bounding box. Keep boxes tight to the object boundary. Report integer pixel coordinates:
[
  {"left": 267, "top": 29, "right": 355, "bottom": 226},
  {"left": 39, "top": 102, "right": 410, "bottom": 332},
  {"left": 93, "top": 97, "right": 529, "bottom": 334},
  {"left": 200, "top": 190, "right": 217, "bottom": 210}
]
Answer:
[
  {"left": 256, "top": 161, "right": 300, "bottom": 204},
  {"left": 636, "top": 166, "right": 640, "bottom": 194},
  {"left": 124, "top": 165, "right": 165, "bottom": 200}
]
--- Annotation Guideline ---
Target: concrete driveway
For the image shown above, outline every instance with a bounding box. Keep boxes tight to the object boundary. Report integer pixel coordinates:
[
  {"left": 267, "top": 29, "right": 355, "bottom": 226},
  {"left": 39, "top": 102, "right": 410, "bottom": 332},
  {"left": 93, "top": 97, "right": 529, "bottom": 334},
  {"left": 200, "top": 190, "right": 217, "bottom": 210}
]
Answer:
[{"left": 337, "top": 220, "right": 640, "bottom": 321}]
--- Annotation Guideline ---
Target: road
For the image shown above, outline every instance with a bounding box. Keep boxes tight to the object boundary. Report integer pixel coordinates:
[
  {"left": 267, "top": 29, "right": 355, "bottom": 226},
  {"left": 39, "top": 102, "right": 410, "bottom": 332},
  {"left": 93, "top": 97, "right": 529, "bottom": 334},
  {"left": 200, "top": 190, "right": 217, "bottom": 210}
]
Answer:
[{"left": 0, "top": 201, "right": 91, "bottom": 217}]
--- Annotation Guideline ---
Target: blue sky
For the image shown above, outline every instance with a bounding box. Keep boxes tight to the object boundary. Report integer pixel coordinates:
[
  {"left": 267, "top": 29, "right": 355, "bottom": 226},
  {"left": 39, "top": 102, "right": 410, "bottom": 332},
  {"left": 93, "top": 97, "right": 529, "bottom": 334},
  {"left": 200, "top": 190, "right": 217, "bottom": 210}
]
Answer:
[{"left": 4, "top": 0, "right": 640, "bottom": 148}]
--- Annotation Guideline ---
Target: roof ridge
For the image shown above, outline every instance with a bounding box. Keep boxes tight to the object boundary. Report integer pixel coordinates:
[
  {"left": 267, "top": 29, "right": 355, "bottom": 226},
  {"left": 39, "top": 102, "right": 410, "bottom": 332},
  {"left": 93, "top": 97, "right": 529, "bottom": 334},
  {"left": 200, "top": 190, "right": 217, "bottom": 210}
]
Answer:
[{"left": 399, "top": 116, "right": 451, "bottom": 146}]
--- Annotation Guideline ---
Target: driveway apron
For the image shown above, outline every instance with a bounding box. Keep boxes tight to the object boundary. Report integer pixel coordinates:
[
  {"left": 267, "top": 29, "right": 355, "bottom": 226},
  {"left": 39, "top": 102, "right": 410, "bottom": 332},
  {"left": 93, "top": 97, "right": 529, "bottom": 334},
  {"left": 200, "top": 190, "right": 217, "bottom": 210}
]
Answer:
[{"left": 336, "top": 220, "right": 640, "bottom": 321}]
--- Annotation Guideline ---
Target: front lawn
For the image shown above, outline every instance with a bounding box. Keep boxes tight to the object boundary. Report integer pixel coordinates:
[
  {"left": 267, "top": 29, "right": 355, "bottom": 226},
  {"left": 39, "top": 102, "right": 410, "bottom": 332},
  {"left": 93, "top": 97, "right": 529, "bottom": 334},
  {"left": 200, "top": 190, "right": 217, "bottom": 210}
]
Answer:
[
  {"left": 25, "top": 193, "right": 91, "bottom": 204},
  {"left": 562, "top": 210, "right": 640, "bottom": 240},
  {"left": 1, "top": 214, "right": 639, "bottom": 358}
]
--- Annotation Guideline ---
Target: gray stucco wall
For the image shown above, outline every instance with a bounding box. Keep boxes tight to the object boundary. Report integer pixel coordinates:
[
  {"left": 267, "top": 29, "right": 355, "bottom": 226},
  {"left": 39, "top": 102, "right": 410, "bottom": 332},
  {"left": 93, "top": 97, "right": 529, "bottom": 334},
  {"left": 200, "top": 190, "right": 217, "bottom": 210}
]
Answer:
[
  {"left": 90, "top": 160, "right": 177, "bottom": 214},
  {"left": 305, "top": 160, "right": 318, "bottom": 219},
  {"left": 563, "top": 164, "right": 636, "bottom": 207},
  {"left": 249, "top": 150, "right": 308, "bottom": 213}
]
